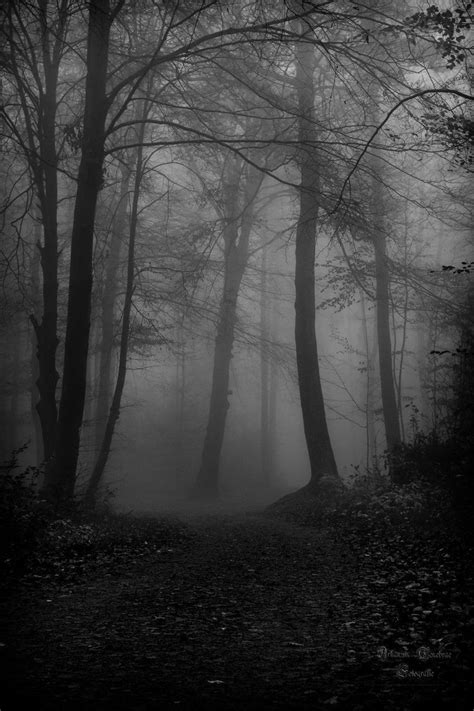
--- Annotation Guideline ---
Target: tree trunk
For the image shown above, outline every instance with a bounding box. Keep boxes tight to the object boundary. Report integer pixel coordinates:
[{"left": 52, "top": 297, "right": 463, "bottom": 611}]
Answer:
[
  {"left": 94, "top": 164, "right": 131, "bottom": 456},
  {"left": 33, "top": 163, "right": 59, "bottom": 463},
  {"left": 175, "top": 319, "right": 186, "bottom": 485},
  {"left": 268, "top": 295, "right": 278, "bottom": 480},
  {"left": 193, "top": 162, "right": 262, "bottom": 498},
  {"left": 372, "top": 176, "right": 402, "bottom": 452},
  {"left": 85, "top": 110, "right": 145, "bottom": 508},
  {"left": 294, "top": 31, "right": 338, "bottom": 488},
  {"left": 30, "top": 220, "right": 44, "bottom": 464},
  {"left": 29, "top": 1, "right": 67, "bottom": 462},
  {"left": 42, "top": 0, "right": 112, "bottom": 504},
  {"left": 8, "top": 323, "right": 21, "bottom": 452},
  {"left": 260, "top": 244, "right": 271, "bottom": 484},
  {"left": 194, "top": 280, "right": 238, "bottom": 498},
  {"left": 395, "top": 206, "right": 411, "bottom": 441},
  {"left": 360, "top": 289, "right": 378, "bottom": 469}
]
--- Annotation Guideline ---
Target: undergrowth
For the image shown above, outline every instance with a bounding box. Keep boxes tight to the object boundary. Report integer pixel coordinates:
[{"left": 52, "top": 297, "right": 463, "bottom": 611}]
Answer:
[{"left": 0, "top": 451, "right": 191, "bottom": 587}]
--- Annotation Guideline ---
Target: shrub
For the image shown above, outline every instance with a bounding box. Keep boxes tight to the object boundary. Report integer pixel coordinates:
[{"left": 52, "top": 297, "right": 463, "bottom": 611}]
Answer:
[
  {"left": 0, "top": 449, "right": 48, "bottom": 577},
  {"left": 326, "top": 478, "right": 450, "bottom": 537},
  {"left": 386, "top": 430, "right": 474, "bottom": 531}
]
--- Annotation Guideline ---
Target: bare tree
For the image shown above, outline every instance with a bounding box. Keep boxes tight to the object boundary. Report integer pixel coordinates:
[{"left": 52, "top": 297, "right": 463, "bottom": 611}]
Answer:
[
  {"left": 193, "top": 156, "right": 264, "bottom": 498},
  {"left": 42, "top": 0, "right": 117, "bottom": 503},
  {"left": 293, "top": 22, "right": 339, "bottom": 487},
  {"left": 85, "top": 98, "right": 148, "bottom": 507},
  {"left": 0, "top": 0, "right": 74, "bottom": 461}
]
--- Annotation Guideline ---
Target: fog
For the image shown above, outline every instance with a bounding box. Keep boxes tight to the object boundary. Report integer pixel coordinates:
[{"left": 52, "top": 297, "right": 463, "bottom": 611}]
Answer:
[{"left": 0, "top": 0, "right": 472, "bottom": 514}]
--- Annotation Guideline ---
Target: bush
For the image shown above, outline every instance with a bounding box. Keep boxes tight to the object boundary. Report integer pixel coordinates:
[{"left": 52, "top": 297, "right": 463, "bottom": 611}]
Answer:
[
  {"left": 325, "top": 479, "right": 450, "bottom": 537},
  {"left": 1, "top": 449, "right": 191, "bottom": 585},
  {"left": 267, "top": 470, "right": 456, "bottom": 540},
  {"left": 0, "top": 450, "right": 48, "bottom": 577},
  {"left": 386, "top": 431, "right": 474, "bottom": 530},
  {"left": 389, "top": 432, "right": 459, "bottom": 485}
]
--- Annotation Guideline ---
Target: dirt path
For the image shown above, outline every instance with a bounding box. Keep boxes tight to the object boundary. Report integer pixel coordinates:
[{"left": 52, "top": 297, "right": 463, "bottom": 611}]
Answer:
[{"left": 0, "top": 513, "right": 465, "bottom": 710}]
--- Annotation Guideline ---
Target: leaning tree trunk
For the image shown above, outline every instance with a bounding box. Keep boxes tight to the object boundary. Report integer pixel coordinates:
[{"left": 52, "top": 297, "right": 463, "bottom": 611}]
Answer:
[
  {"left": 372, "top": 168, "right": 401, "bottom": 453},
  {"left": 193, "top": 163, "right": 262, "bottom": 498},
  {"left": 42, "top": 0, "right": 112, "bottom": 504},
  {"left": 94, "top": 164, "right": 131, "bottom": 456},
  {"left": 193, "top": 261, "right": 241, "bottom": 498},
  {"left": 85, "top": 108, "right": 146, "bottom": 508},
  {"left": 294, "top": 31, "right": 338, "bottom": 488}
]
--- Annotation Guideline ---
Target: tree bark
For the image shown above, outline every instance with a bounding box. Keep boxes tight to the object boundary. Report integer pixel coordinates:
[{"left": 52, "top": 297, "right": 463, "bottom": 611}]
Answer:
[
  {"left": 294, "top": 31, "right": 338, "bottom": 488},
  {"left": 42, "top": 0, "right": 112, "bottom": 504}
]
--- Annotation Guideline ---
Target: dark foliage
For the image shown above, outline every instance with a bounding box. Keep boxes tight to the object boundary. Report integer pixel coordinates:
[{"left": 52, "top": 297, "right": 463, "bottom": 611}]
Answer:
[
  {"left": 0, "top": 451, "right": 191, "bottom": 589},
  {"left": 0, "top": 448, "right": 48, "bottom": 579},
  {"left": 26, "top": 513, "right": 192, "bottom": 585},
  {"left": 405, "top": 3, "right": 472, "bottom": 68}
]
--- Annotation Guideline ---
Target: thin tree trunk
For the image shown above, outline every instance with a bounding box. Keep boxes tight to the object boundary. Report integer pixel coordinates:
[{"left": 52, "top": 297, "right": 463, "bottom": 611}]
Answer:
[
  {"left": 32, "top": 166, "right": 59, "bottom": 463},
  {"left": 175, "top": 319, "right": 186, "bottom": 485},
  {"left": 260, "top": 245, "right": 271, "bottom": 484},
  {"left": 294, "top": 30, "right": 338, "bottom": 487},
  {"left": 372, "top": 178, "right": 401, "bottom": 452},
  {"left": 85, "top": 111, "right": 145, "bottom": 508},
  {"left": 360, "top": 289, "right": 377, "bottom": 469},
  {"left": 94, "top": 164, "right": 131, "bottom": 455},
  {"left": 43, "top": 0, "right": 112, "bottom": 504},
  {"left": 194, "top": 162, "right": 262, "bottom": 498},
  {"left": 9, "top": 324, "right": 21, "bottom": 451},
  {"left": 268, "top": 294, "right": 278, "bottom": 479},
  {"left": 30, "top": 219, "right": 43, "bottom": 464},
  {"left": 85, "top": 102, "right": 145, "bottom": 506},
  {"left": 395, "top": 208, "right": 411, "bottom": 441},
  {"left": 194, "top": 259, "right": 241, "bottom": 497}
]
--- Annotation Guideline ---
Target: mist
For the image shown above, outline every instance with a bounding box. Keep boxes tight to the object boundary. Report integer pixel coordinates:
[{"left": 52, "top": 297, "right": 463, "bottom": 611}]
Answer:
[{"left": 2, "top": 2, "right": 474, "bottom": 709}]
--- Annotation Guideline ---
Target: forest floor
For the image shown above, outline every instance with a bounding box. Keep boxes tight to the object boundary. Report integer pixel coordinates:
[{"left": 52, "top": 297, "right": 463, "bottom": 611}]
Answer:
[{"left": 1, "top": 505, "right": 473, "bottom": 710}]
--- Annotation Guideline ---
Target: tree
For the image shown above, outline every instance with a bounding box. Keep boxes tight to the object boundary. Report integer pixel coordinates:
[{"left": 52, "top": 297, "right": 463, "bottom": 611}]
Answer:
[
  {"left": 93, "top": 162, "right": 131, "bottom": 462},
  {"left": 39, "top": 0, "right": 355, "bottom": 505},
  {"left": 42, "top": 0, "right": 116, "bottom": 503},
  {"left": 193, "top": 155, "right": 264, "bottom": 498},
  {"left": 371, "top": 154, "right": 402, "bottom": 452},
  {"left": 293, "top": 21, "right": 339, "bottom": 487},
  {"left": 259, "top": 242, "right": 275, "bottom": 485},
  {"left": 2, "top": 0, "right": 469, "bottom": 507},
  {"left": 0, "top": 0, "right": 73, "bottom": 462},
  {"left": 85, "top": 97, "right": 148, "bottom": 507}
]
